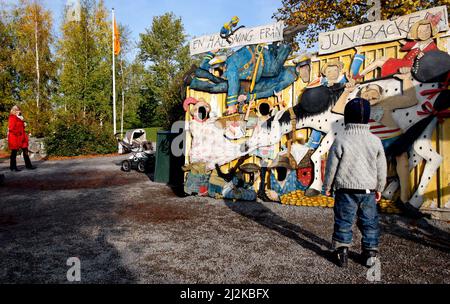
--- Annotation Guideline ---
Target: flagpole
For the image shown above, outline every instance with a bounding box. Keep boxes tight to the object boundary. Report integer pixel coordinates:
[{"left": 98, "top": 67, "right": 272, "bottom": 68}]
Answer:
[{"left": 112, "top": 8, "right": 117, "bottom": 135}]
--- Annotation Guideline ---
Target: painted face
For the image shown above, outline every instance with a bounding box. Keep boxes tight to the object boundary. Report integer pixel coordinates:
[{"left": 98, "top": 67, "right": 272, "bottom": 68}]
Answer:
[
  {"left": 299, "top": 65, "right": 311, "bottom": 83},
  {"left": 325, "top": 66, "right": 341, "bottom": 83},
  {"left": 361, "top": 89, "right": 382, "bottom": 106},
  {"left": 417, "top": 24, "right": 432, "bottom": 41}
]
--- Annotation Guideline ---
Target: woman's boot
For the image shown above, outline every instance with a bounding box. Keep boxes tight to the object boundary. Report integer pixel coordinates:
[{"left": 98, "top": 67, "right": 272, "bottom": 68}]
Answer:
[
  {"left": 10, "top": 150, "right": 21, "bottom": 172},
  {"left": 23, "top": 148, "right": 36, "bottom": 170}
]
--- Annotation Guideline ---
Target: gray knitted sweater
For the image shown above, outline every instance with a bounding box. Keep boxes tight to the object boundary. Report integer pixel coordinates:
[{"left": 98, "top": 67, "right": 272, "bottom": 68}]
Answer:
[{"left": 324, "top": 124, "right": 387, "bottom": 193}]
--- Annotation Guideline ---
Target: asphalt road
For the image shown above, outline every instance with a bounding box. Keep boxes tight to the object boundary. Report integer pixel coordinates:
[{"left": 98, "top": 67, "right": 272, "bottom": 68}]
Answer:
[{"left": 0, "top": 156, "right": 449, "bottom": 283}]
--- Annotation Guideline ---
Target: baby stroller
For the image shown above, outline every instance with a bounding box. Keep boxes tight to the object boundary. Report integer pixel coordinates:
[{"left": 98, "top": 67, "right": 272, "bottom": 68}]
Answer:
[{"left": 116, "top": 129, "right": 155, "bottom": 173}]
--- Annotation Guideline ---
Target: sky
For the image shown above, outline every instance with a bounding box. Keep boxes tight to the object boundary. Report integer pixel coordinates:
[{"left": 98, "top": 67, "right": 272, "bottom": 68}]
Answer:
[{"left": 37, "top": 0, "right": 282, "bottom": 59}]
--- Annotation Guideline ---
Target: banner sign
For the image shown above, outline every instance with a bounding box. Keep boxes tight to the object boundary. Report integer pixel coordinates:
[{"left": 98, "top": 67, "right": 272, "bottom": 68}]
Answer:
[
  {"left": 318, "top": 6, "right": 449, "bottom": 55},
  {"left": 189, "top": 22, "right": 285, "bottom": 56}
]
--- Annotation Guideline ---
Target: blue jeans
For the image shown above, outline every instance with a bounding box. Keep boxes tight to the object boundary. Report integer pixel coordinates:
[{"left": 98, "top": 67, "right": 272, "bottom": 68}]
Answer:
[{"left": 333, "top": 190, "right": 380, "bottom": 251}]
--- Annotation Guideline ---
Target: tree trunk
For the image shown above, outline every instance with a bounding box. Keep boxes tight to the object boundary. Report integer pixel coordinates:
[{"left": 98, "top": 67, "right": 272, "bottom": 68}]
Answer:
[
  {"left": 34, "top": 16, "right": 40, "bottom": 112},
  {"left": 120, "top": 57, "right": 125, "bottom": 135}
]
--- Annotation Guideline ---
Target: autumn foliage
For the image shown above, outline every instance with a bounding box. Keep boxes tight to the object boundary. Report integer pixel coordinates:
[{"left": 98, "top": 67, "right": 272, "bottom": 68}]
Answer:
[{"left": 274, "top": 0, "right": 449, "bottom": 47}]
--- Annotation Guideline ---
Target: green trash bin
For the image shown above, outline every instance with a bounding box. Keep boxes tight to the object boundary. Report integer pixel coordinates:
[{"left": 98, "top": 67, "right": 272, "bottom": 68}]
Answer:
[{"left": 154, "top": 130, "right": 185, "bottom": 187}]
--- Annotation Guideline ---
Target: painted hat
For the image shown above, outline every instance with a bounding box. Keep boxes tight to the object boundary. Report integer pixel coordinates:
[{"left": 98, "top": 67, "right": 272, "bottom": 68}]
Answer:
[
  {"left": 183, "top": 97, "right": 198, "bottom": 112},
  {"left": 412, "top": 50, "right": 450, "bottom": 83},
  {"left": 298, "top": 85, "right": 332, "bottom": 114},
  {"left": 320, "top": 60, "right": 344, "bottom": 76},
  {"left": 183, "top": 97, "right": 211, "bottom": 122},
  {"left": 239, "top": 163, "right": 261, "bottom": 174},
  {"left": 269, "top": 154, "right": 295, "bottom": 170},
  {"left": 209, "top": 55, "right": 227, "bottom": 67},
  {"left": 231, "top": 16, "right": 240, "bottom": 25},
  {"left": 407, "top": 18, "right": 438, "bottom": 40},
  {"left": 292, "top": 53, "right": 312, "bottom": 67}
]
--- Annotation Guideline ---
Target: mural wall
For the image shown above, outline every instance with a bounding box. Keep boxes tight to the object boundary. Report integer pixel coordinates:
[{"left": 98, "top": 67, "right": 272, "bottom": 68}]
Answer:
[{"left": 183, "top": 6, "right": 450, "bottom": 216}]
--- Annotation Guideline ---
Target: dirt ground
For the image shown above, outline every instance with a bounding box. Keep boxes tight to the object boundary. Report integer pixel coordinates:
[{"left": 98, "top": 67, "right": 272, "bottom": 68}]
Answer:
[{"left": 0, "top": 155, "right": 449, "bottom": 284}]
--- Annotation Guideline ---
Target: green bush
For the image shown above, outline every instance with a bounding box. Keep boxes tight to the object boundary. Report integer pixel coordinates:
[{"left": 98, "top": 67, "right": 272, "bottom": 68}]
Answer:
[{"left": 45, "top": 116, "right": 117, "bottom": 157}]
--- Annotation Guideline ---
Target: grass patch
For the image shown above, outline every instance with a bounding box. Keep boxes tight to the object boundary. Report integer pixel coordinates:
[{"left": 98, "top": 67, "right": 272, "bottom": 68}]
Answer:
[
  {"left": 144, "top": 127, "right": 162, "bottom": 142},
  {"left": 126, "top": 127, "right": 161, "bottom": 142}
]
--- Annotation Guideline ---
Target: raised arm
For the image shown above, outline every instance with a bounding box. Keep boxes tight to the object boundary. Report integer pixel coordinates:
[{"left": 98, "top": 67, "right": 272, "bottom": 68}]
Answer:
[
  {"left": 332, "top": 75, "right": 356, "bottom": 114},
  {"left": 383, "top": 67, "right": 419, "bottom": 110}
]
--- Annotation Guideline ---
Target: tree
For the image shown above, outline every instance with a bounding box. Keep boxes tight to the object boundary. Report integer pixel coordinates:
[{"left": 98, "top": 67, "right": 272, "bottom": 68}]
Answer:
[
  {"left": 274, "top": 0, "right": 449, "bottom": 47},
  {"left": 138, "top": 12, "right": 193, "bottom": 130},
  {"left": 0, "top": 7, "right": 18, "bottom": 136},
  {"left": 117, "top": 56, "right": 150, "bottom": 130},
  {"left": 7, "top": 0, "right": 56, "bottom": 137},
  {"left": 57, "top": 0, "right": 112, "bottom": 124}
]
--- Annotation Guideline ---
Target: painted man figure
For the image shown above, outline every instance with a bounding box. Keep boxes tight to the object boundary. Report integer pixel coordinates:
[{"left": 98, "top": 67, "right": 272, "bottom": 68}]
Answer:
[{"left": 190, "top": 43, "right": 310, "bottom": 115}]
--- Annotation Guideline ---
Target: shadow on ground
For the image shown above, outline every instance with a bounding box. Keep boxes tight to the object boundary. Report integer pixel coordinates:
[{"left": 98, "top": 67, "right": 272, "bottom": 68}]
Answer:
[
  {"left": 224, "top": 200, "right": 341, "bottom": 264},
  {"left": 0, "top": 156, "right": 138, "bottom": 283}
]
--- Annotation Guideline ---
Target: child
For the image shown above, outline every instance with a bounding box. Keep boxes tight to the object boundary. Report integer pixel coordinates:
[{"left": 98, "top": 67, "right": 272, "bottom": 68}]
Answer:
[{"left": 324, "top": 98, "right": 387, "bottom": 268}]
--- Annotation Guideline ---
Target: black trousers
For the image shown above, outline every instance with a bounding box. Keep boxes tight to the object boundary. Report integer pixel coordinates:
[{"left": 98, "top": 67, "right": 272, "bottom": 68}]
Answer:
[{"left": 10, "top": 148, "right": 32, "bottom": 169}]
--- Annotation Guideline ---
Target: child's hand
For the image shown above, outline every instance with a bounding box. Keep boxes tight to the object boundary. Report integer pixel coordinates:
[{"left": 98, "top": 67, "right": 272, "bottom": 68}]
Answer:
[
  {"left": 375, "top": 191, "right": 382, "bottom": 202},
  {"left": 399, "top": 67, "right": 411, "bottom": 75},
  {"left": 394, "top": 67, "right": 412, "bottom": 80},
  {"left": 344, "top": 77, "right": 357, "bottom": 92},
  {"left": 325, "top": 190, "right": 332, "bottom": 197}
]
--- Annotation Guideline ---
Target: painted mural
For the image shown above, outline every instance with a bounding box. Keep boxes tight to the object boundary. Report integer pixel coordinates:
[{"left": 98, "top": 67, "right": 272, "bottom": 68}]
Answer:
[{"left": 182, "top": 7, "right": 450, "bottom": 217}]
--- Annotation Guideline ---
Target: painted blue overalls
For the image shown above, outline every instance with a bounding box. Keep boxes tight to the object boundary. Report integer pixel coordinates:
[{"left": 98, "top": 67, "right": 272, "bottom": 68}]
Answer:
[{"left": 190, "top": 44, "right": 293, "bottom": 106}]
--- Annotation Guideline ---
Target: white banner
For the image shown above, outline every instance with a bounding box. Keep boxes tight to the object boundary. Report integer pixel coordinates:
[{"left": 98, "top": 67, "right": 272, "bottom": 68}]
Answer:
[
  {"left": 319, "top": 6, "right": 449, "bottom": 55},
  {"left": 189, "top": 22, "right": 285, "bottom": 56}
]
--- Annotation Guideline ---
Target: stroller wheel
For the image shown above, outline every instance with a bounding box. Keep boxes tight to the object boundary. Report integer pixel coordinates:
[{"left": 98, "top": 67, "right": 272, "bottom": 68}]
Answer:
[
  {"left": 137, "top": 160, "right": 146, "bottom": 173},
  {"left": 121, "top": 160, "right": 131, "bottom": 172}
]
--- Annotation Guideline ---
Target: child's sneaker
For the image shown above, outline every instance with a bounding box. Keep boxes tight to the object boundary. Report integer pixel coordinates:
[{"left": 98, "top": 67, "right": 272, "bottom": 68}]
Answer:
[
  {"left": 362, "top": 250, "right": 378, "bottom": 267},
  {"left": 335, "top": 247, "right": 348, "bottom": 268}
]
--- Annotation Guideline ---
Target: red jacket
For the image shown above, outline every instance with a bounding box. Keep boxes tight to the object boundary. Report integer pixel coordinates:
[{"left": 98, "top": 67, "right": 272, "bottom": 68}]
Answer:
[{"left": 8, "top": 114, "right": 29, "bottom": 150}]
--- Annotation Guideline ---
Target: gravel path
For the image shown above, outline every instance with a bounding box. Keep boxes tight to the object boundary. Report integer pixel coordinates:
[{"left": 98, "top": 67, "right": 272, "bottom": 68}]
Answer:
[{"left": 0, "top": 156, "right": 449, "bottom": 284}]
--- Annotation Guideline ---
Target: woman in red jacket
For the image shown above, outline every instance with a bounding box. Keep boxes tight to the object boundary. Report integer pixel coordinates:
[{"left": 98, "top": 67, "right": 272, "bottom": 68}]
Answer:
[{"left": 8, "top": 105, "right": 35, "bottom": 171}]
